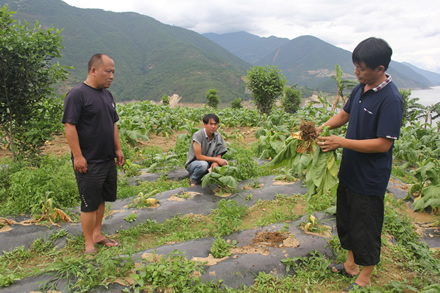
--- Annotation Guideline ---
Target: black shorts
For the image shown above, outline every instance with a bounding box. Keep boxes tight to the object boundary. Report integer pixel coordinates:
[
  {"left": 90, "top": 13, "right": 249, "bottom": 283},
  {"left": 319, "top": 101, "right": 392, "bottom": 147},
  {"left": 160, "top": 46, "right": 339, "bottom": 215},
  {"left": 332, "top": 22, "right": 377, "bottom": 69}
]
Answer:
[
  {"left": 336, "top": 181, "right": 385, "bottom": 266},
  {"left": 74, "top": 160, "right": 117, "bottom": 212}
]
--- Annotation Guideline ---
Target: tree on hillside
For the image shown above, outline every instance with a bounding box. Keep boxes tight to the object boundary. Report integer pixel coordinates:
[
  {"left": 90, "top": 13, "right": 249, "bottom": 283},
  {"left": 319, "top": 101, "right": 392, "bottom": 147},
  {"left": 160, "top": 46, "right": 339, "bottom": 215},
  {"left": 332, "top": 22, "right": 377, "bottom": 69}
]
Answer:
[
  {"left": 246, "top": 65, "right": 286, "bottom": 115},
  {"left": 206, "top": 89, "right": 220, "bottom": 109},
  {"left": 282, "top": 85, "right": 302, "bottom": 114},
  {"left": 161, "top": 94, "right": 170, "bottom": 105},
  {"left": 0, "top": 6, "right": 69, "bottom": 160},
  {"left": 230, "top": 98, "right": 243, "bottom": 109}
]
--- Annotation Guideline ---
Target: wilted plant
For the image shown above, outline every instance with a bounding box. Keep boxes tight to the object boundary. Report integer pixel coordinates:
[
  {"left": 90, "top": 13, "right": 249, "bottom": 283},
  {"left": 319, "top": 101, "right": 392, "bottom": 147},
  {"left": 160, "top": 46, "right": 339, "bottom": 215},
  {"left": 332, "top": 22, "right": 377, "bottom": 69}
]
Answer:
[
  {"left": 33, "top": 192, "right": 71, "bottom": 226},
  {"left": 130, "top": 190, "right": 160, "bottom": 208}
]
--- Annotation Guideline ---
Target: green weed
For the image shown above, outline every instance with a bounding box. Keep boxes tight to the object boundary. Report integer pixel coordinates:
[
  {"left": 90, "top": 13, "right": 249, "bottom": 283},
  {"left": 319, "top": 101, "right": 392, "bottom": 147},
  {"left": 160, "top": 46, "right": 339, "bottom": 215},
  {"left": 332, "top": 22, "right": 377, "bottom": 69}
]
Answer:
[
  {"left": 49, "top": 229, "right": 68, "bottom": 241},
  {"left": 40, "top": 249, "right": 134, "bottom": 293},
  {"left": 210, "top": 237, "right": 237, "bottom": 258},
  {"left": 129, "top": 250, "right": 206, "bottom": 292},
  {"left": 0, "top": 155, "right": 78, "bottom": 215},
  {"left": 211, "top": 199, "right": 248, "bottom": 236},
  {"left": 30, "top": 237, "right": 55, "bottom": 254},
  {"left": 124, "top": 213, "right": 138, "bottom": 222},
  {"left": 255, "top": 195, "right": 300, "bottom": 227},
  {"left": 0, "top": 246, "right": 32, "bottom": 264}
]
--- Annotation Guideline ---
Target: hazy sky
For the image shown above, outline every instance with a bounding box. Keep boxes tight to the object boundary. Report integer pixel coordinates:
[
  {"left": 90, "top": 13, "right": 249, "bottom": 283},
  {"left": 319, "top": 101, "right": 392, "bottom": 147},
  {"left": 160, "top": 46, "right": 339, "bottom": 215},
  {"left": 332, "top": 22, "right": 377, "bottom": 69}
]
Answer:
[{"left": 63, "top": 0, "right": 440, "bottom": 74}]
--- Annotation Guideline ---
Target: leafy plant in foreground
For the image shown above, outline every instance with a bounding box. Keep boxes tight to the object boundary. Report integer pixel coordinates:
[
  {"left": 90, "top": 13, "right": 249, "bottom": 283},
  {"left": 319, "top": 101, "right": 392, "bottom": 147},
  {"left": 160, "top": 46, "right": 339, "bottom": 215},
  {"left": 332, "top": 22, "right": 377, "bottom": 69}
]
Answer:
[
  {"left": 41, "top": 250, "right": 134, "bottom": 293},
  {"left": 201, "top": 165, "right": 240, "bottom": 194},
  {"left": 269, "top": 122, "right": 339, "bottom": 199},
  {"left": 124, "top": 213, "right": 138, "bottom": 222},
  {"left": 1, "top": 155, "right": 78, "bottom": 215},
  {"left": 281, "top": 251, "right": 330, "bottom": 278},
  {"left": 129, "top": 250, "right": 206, "bottom": 292},
  {"left": 33, "top": 192, "right": 72, "bottom": 225},
  {"left": 406, "top": 159, "right": 440, "bottom": 211}
]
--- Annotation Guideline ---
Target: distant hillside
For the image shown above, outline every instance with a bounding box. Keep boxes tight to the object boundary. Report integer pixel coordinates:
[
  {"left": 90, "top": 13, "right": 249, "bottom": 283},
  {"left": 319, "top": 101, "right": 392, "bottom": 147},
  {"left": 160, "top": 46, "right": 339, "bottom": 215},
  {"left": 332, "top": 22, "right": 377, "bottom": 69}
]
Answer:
[
  {"left": 204, "top": 32, "right": 290, "bottom": 64},
  {"left": 403, "top": 62, "right": 440, "bottom": 85},
  {"left": 206, "top": 32, "right": 434, "bottom": 92},
  {"left": 256, "top": 35, "right": 430, "bottom": 92},
  {"left": 2, "top": 0, "right": 251, "bottom": 102}
]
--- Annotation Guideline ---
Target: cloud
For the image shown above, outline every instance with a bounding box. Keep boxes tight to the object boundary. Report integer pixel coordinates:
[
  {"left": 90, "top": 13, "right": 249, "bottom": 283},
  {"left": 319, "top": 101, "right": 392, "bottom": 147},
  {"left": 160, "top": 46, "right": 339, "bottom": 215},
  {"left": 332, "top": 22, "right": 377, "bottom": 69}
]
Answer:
[{"left": 63, "top": 0, "right": 440, "bottom": 73}]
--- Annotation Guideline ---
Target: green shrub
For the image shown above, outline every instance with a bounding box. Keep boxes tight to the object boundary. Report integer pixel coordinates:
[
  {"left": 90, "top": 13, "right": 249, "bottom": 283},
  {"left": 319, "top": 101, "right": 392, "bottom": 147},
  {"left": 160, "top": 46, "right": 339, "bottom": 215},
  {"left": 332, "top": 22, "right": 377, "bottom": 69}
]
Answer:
[
  {"left": 206, "top": 89, "right": 220, "bottom": 109},
  {"left": 161, "top": 94, "right": 170, "bottom": 105},
  {"left": 230, "top": 98, "right": 243, "bottom": 109},
  {"left": 0, "top": 155, "right": 78, "bottom": 215},
  {"left": 282, "top": 85, "right": 302, "bottom": 114}
]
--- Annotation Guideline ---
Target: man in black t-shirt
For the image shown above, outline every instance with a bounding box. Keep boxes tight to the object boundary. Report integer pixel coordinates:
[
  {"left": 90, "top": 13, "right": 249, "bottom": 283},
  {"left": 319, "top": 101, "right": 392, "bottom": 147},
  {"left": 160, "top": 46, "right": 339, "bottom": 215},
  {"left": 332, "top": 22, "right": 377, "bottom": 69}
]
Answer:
[{"left": 62, "top": 54, "right": 124, "bottom": 255}]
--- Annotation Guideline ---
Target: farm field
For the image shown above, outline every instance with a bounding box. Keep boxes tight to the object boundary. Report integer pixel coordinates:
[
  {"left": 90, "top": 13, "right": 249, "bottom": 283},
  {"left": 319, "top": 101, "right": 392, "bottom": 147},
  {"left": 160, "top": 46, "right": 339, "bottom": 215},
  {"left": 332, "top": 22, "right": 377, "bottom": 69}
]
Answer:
[{"left": 0, "top": 101, "right": 439, "bottom": 292}]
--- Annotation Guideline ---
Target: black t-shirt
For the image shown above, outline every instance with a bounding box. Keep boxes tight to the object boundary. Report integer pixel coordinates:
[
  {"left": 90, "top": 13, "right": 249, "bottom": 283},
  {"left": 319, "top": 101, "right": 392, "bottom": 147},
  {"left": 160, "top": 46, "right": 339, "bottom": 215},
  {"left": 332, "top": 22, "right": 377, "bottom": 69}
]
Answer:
[
  {"left": 339, "top": 80, "right": 403, "bottom": 196},
  {"left": 62, "top": 83, "right": 119, "bottom": 163}
]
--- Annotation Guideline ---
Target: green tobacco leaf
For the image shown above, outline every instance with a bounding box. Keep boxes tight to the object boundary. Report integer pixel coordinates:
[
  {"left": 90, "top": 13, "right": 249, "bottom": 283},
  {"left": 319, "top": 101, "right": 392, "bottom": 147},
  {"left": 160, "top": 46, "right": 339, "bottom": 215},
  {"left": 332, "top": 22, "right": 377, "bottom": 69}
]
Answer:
[
  {"left": 406, "top": 183, "right": 422, "bottom": 199},
  {"left": 267, "top": 139, "right": 300, "bottom": 169},
  {"left": 310, "top": 153, "right": 327, "bottom": 187},
  {"left": 292, "top": 153, "right": 311, "bottom": 176},
  {"left": 413, "top": 184, "right": 440, "bottom": 211},
  {"left": 423, "top": 198, "right": 440, "bottom": 210},
  {"left": 306, "top": 146, "right": 338, "bottom": 197},
  {"left": 219, "top": 176, "right": 239, "bottom": 190},
  {"left": 416, "top": 162, "right": 439, "bottom": 185},
  {"left": 270, "top": 140, "right": 284, "bottom": 154},
  {"left": 326, "top": 152, "right": 339, "bottom": 178},
  {"left": 201, "top": 172, "right": 219, "bottom": 188}
]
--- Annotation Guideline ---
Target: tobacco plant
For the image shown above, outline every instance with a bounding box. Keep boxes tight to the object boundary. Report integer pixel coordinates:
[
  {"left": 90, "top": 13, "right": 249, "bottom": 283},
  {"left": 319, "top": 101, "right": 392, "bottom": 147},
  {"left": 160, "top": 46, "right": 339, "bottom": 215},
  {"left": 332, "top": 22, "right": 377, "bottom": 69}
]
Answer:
[
  {"left": 201, "top": 165, "right": 240, "bottom": 194},
  {"left": 269, "top": 123, "right": 339, "bottom": 199}
]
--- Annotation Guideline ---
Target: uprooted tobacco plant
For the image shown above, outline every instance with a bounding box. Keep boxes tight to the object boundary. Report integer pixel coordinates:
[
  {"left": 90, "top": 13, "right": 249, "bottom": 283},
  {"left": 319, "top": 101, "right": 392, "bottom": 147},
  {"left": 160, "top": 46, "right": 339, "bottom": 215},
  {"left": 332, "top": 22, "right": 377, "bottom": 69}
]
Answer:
[{"left": 268, "top": 121, "right": 339, "bottom": 199}]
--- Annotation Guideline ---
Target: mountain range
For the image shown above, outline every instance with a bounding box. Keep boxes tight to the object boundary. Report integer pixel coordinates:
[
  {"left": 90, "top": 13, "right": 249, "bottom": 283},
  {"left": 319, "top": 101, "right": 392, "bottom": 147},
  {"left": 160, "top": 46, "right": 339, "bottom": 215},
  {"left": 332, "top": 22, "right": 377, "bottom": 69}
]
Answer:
[
  {"left": 205, "top": 32, "right": 440, "bottom": 91},
  {"left": 2, "top": 0, "right": 249, "bottom": 103},
  {"left": 2, "top": 0, "right": 439, "bottom": 103}
]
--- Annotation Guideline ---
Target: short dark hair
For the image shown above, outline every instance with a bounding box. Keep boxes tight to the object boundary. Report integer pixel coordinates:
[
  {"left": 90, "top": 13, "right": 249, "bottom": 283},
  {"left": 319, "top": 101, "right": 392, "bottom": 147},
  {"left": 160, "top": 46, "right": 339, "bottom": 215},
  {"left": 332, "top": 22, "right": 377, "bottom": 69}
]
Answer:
[
  {"left": 88, "top": 54, "right": 109, "bottom": 72},
  {"left": 203, "top": 113, "right": 219, "bottom": 124},
  {"left": 352, "top": 37, "right": 392, "bottom": 70}
]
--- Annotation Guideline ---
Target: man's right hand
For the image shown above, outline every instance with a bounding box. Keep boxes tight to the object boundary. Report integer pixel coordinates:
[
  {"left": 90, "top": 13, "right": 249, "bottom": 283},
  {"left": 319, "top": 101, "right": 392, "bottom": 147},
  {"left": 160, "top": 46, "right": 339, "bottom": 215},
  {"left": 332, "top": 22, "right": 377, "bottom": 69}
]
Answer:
[
  {"left": 74, "top": 156, "right": 88, "bottom": 173},
  {"left": 217, "top": 158, "right": 227, "bottom": 166}
]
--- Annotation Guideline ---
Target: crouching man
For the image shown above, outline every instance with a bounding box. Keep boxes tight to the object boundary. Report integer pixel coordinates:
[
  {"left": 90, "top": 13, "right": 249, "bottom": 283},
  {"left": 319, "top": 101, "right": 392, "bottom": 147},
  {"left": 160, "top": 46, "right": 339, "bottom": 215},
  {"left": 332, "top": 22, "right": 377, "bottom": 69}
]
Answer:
[{"left": 185, "top": 114, "right": 228, "bottom": 186}]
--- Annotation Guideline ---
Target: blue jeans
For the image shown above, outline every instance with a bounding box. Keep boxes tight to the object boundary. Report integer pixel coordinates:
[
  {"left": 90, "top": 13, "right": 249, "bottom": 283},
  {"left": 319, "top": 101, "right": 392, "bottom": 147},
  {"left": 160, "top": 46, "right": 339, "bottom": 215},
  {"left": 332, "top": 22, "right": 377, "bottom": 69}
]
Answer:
[{"left": 186, "top": 160, "right": 210, "bottom": 183}]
